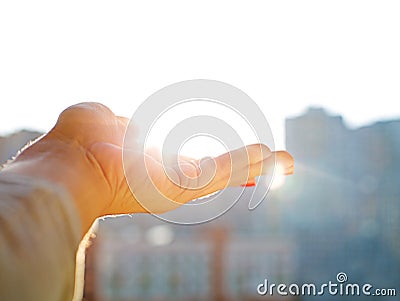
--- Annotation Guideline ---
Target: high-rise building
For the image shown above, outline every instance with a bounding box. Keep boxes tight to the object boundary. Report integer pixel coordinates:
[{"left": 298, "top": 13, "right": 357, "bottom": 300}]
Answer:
[{"left": 282, "top": 107, "right": 400, "bottom": 296}]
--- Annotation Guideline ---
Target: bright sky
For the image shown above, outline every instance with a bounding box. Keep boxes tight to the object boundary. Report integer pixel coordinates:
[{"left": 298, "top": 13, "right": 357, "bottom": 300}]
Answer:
[{"left": 1, "top": 0, "right": 399, "bottom": 150}]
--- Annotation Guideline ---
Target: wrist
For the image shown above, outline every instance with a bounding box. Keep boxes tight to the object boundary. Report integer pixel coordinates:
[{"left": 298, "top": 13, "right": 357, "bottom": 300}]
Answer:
[{"left": 1, "top": 136, "right": 111, "bottom": 235}]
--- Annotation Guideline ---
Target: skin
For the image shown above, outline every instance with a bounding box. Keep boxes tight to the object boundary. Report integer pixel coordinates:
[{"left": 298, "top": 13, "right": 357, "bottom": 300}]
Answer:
[{"left": 1, "top": 103, "right": 294, "bottom": 236}]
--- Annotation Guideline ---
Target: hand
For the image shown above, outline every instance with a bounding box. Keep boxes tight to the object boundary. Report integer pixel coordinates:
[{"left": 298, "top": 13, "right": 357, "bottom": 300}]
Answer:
[{"left": 2, "top": 103, "right": 294, "bottom": 234}]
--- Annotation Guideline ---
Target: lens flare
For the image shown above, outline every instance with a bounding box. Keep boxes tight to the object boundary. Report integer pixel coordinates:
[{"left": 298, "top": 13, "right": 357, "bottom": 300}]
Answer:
[{"left": 270, "top": 164, "right": 286, "bottom": 190}]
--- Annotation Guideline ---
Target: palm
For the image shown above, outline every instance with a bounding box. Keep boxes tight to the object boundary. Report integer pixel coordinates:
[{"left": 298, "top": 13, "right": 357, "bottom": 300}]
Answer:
[{"left": 52, "top": 103, "right": 293, "bottom": 215}]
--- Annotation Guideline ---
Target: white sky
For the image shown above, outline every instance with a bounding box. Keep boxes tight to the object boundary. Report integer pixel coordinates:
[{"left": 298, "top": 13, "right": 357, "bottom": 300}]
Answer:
[{"left": 1, "top": 0, "right": 399, "bottom": 150}]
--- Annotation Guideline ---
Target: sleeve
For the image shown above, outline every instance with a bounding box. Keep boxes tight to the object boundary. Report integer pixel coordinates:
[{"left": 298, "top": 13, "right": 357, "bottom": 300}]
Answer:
[{"left": 0, "top": 173, "right": 82, "bottom": 301}]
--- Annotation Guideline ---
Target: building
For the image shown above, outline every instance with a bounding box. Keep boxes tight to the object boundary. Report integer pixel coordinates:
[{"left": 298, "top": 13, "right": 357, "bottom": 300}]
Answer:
[
  {"left": 0, "top": 130, "right": 42, "bottom": 166},
  {"left": 281, "top": 108, "right": 400, "bottom": 298}
]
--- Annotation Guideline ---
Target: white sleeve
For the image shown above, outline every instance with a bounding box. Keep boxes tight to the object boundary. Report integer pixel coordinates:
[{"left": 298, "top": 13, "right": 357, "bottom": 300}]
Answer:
[{"left": 0, "top": 173, "right": 82, "bottom": 301}]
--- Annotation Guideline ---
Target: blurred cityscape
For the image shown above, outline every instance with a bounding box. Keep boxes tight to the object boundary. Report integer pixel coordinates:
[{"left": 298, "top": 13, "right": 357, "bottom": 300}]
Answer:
[
  {"left": 0, "top": 129, "right": 42, "bottom": 165},
  {"left": 1, "top": 108, "right": 399, "bottom": 300}
]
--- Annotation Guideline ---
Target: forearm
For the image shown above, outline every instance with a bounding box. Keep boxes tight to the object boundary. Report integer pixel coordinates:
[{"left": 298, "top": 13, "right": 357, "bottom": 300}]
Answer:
[
  {"left": 2, "top": 135, "right": 111, "bottom": 234},
  {"left": 0, "top": 172, "right": 82, "bottom": 301}
]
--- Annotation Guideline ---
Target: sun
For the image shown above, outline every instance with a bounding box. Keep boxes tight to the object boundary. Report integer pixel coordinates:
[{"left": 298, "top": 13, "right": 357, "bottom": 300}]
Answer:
[{"left": 269, "top": 164, "right": 286, "bottom": 190}]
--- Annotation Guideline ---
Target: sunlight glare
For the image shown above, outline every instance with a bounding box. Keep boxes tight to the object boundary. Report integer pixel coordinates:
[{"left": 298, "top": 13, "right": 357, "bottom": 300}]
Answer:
[
  {"left": 269, "top": 164, "right": 286, "bottom": 190},
  {"left": 144, "top": 100, "right": 261, "bottom": 158}
]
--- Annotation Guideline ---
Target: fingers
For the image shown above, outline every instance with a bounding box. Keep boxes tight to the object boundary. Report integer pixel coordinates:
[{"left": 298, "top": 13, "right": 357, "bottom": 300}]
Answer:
[
  {"left": 214, "top": 144, "right": 271, "bottom": 168},
  {"left": 212, "top": 144, "right": 271, "bottom": 186},
  {"left": 119, "top": 144, "right": 275, "bottom": 213},
  {"left": 274, "top": 150, "right": 294, "bottom": 175},
  {"left": 180, "top": 144, "right": 270, "bottom": 198},
  {"left": 196, "top": 147, "right": 293, "bottom": 196},
  {"left": 240, "top": 150, "right": 294, "bottom": 186},
  {"left": 93, "top": 140, "right": 294, "bottom": 216},
  {"left": 259, "top": 150, "right": 294, "bottom": 175}
]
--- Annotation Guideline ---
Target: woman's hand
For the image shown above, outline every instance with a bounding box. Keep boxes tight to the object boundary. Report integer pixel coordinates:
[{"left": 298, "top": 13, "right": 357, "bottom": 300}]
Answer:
[{"left": 2, "top": 103, "right": 293, "bottom": 234}]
